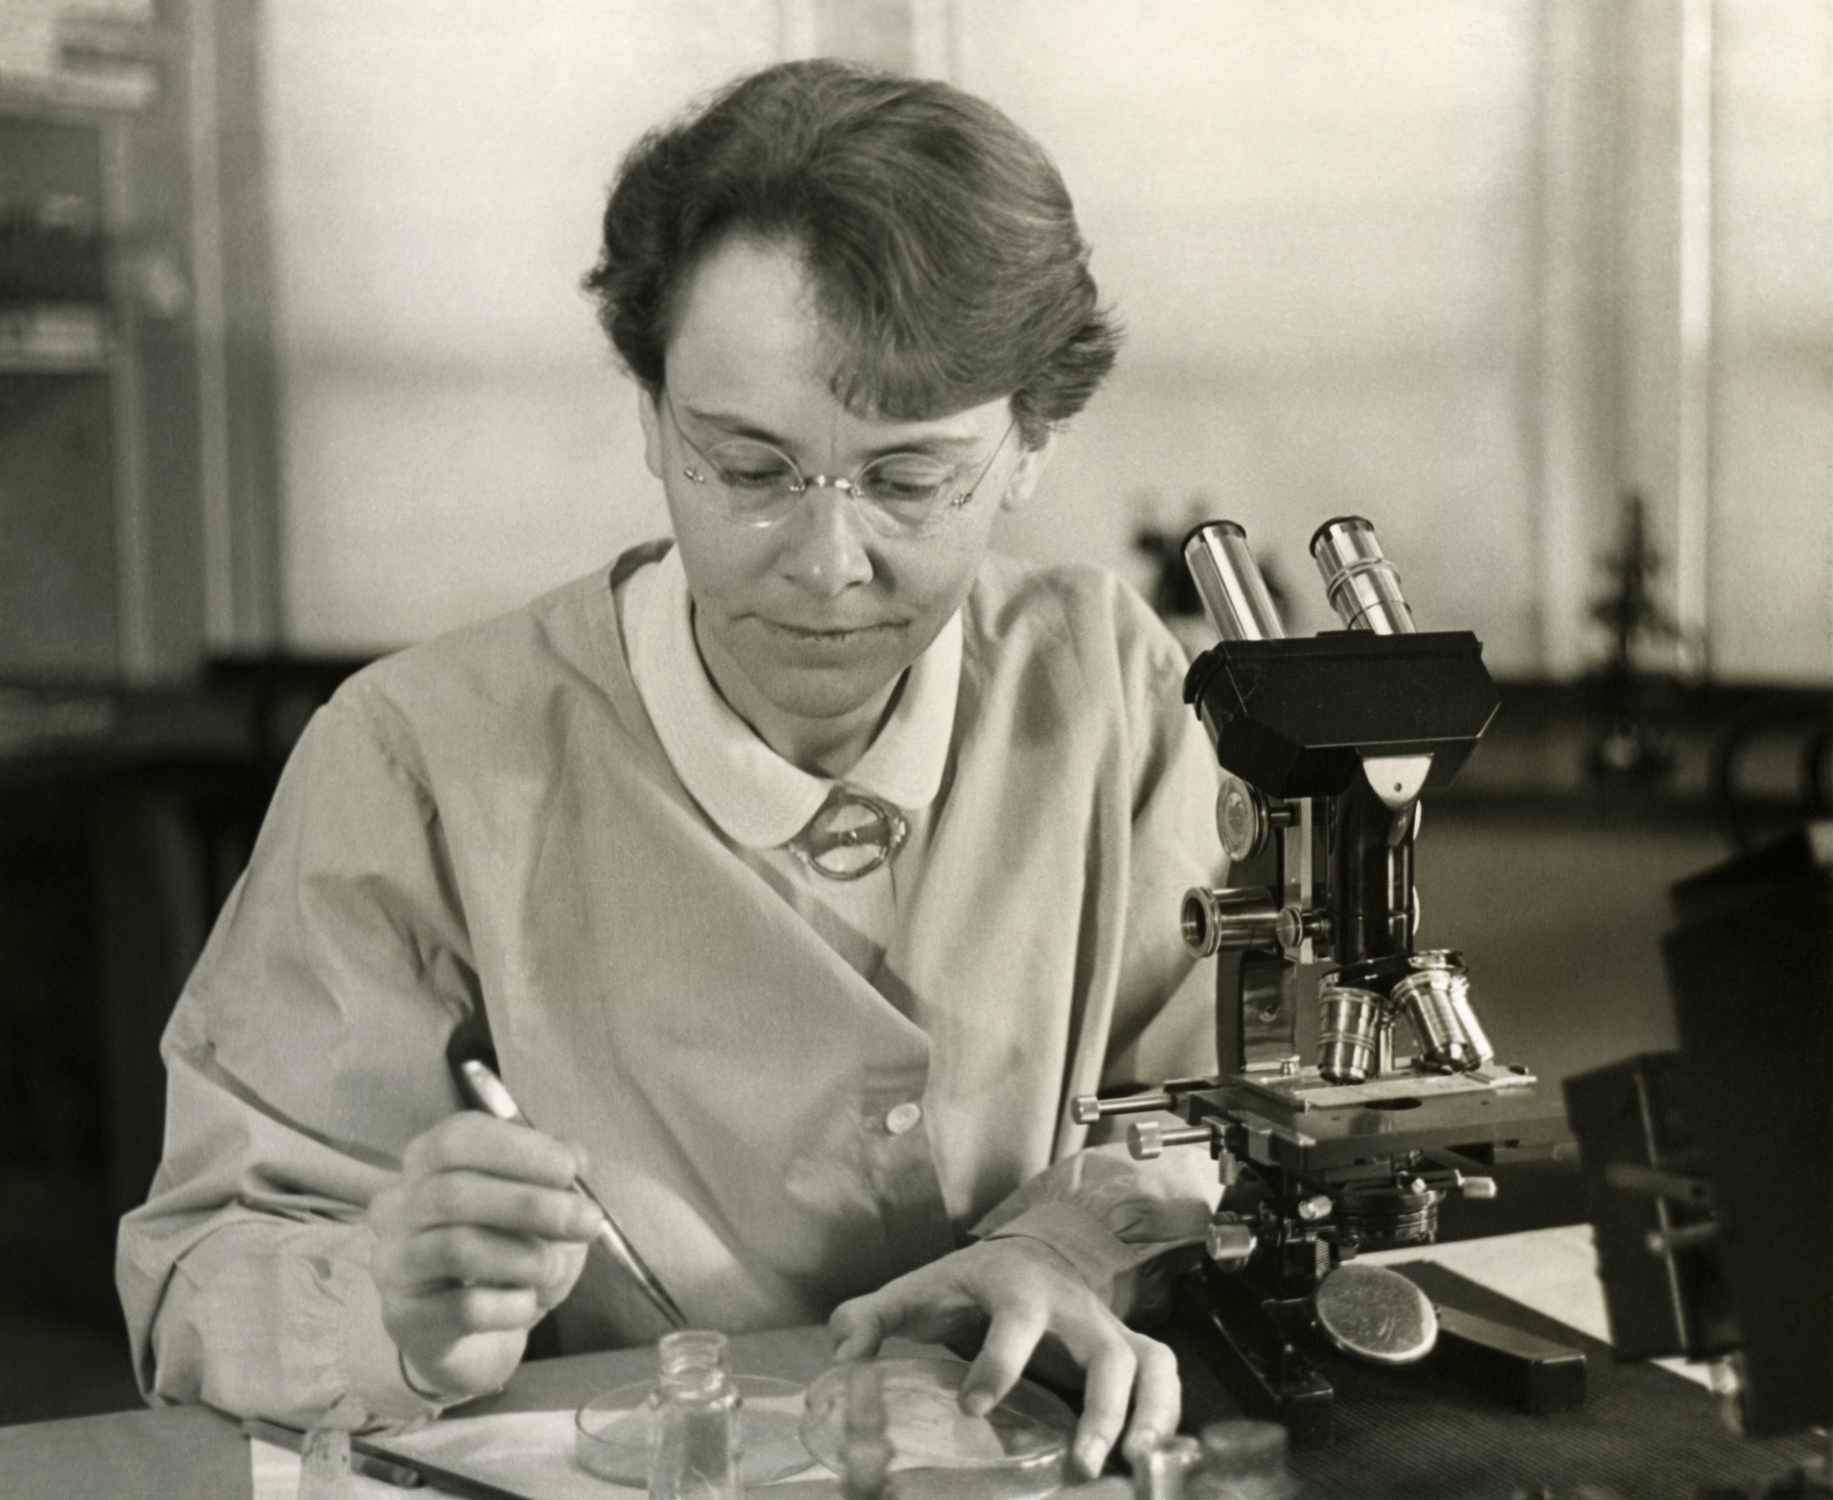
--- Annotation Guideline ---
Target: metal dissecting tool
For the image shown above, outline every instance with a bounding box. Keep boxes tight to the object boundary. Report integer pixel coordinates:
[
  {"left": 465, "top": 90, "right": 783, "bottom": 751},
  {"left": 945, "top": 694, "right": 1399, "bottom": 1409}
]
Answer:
[{"left": 456, "top": 1057, "right": 688, "bottom": 1332}]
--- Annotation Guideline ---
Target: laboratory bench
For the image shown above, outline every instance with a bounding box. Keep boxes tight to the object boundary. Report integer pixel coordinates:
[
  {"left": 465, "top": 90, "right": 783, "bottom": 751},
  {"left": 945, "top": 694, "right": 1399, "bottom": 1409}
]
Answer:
[{"left": 1, "top": 1226, "right": 1823, "bottom": 1499}]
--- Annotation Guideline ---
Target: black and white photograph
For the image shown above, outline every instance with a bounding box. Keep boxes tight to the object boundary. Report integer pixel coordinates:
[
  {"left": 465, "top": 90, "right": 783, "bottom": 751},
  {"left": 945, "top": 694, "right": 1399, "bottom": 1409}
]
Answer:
[{"left": 1, "top": 4, "right": 1829, "bottom": 1497}]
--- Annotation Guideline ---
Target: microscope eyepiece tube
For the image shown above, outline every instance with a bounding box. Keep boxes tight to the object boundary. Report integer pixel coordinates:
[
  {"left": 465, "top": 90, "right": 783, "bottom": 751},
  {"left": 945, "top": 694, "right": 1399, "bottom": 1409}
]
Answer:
[
  {"left": 1182, "top": 521, "right": 1285, "bottom": 642},
  {"left": 1310, "top": 515, "right": 1416, "bottom": 634}
]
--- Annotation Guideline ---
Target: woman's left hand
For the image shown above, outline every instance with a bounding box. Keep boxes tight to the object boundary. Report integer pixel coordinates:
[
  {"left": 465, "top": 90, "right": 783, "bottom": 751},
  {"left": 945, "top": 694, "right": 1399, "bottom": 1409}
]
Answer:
[{"left": 826, "top": 1238, "right": 1180, "bottom": 1480}]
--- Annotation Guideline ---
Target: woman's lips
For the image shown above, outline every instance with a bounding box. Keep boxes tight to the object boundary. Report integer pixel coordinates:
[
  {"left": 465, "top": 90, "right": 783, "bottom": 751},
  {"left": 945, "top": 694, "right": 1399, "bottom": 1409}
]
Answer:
[{"left": 762, "top": 619, "right": 903, "bottom": 643}]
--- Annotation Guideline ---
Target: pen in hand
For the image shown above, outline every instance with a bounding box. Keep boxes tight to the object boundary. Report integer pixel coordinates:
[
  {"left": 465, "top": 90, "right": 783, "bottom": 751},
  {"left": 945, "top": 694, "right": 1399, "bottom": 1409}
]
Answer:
[{"left": 454, "top": 1058, "right": 688, "bottom": 1331}]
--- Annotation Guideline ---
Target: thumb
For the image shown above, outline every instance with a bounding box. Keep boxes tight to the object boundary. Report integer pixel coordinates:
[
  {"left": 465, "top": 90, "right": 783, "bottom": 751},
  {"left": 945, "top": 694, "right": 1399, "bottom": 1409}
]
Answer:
[{"left": 827, "top": 1296, "right": 889, "bottom": 1363}]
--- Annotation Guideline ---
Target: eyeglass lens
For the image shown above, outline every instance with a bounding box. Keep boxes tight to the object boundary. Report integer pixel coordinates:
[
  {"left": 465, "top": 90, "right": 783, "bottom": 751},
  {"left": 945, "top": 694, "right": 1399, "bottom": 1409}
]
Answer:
[{"left": 700, "top": 440, "right": 961, "bottom": 527}]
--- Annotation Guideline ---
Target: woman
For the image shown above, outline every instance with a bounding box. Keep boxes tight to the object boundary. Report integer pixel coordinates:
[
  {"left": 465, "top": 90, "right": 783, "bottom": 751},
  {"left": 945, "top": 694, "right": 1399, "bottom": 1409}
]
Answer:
[{"left": 118, "top": 58, "right": 1223, "bottom": 1478}]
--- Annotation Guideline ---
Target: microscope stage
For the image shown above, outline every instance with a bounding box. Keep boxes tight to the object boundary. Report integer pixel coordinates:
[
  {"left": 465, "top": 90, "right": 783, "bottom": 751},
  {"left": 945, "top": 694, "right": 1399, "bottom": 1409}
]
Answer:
[
  {"left": 1188, "top": 1072, "right": 1571, "bottom": 1176},
  {"left": 1234, "top": 1064, "right": 1539, "bottom": 1113}
]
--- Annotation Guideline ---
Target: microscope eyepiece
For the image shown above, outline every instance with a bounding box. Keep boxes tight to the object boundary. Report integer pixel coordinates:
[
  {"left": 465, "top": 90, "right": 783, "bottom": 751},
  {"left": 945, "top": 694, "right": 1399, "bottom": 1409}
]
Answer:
[
  {"left": 1182, "top": 521, "right": 1286, "bottom": 642},
  {"left": 1310, "top": 516, "right": 1416, "bottom": 635}
]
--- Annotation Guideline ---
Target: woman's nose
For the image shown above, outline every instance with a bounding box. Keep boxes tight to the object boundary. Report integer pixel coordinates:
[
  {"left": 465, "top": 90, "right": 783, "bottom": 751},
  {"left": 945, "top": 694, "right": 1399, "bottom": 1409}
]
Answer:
[{"left": 777, "top": 485, "right": 876, "bottom": 595}]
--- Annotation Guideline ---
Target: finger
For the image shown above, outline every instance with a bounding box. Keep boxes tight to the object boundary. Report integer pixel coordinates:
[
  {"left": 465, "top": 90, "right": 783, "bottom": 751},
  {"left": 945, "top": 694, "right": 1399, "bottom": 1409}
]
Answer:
[
  {"left": 403, "top": 1112, "right": 583, "bottom": 1187},
  {"left": 366, "top": 1178, "right": 413, "bottom": 1240},
  {"left": 435, "top": 1283, "right": 543, "bottom": 1336},
  {"left": 533, "top": 1242, "right": 591, "bottom": 1311},
  {"left": 397, "top": 1223, "right": 571, "bottom": 1293},
  {"left": 827, "top": 1298, "right": 889, "bottom": 1363},
  {"left": 829, "top": 1277, "right": 980, "bottom": 1359},
  {"left": 410, "top": 1170, "right": 604, "bottom": 1242},
  {"left": 1071, "top": 1340, "right": 1138, "bottom": 1479},
  {"left": 959, "top": 1299, "right": 1049, "bottom": 1417},
  {"left": 1119, "top": 1336, "right": 1181, "bottom": 1458}
]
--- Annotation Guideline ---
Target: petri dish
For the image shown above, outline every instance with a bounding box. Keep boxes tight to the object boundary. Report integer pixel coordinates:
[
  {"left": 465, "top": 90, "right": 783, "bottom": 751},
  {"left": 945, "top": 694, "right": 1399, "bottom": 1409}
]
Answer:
[
  {"left": 574, "top": 1375, "right": 811, "bottom": 1487},
  {"left": 800, "top": 1358, "right": 1073, "bottom": 1500}
]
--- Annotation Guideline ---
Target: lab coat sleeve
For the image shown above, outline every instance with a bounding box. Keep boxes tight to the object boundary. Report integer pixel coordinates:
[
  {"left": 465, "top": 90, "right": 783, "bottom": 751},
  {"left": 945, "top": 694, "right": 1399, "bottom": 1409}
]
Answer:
[
  {"left": 115, "top": 692, "right": 480, "bottom": 1428},
  {"left": 972, "top": 601, "right": 1224, "bottom": 1320}
]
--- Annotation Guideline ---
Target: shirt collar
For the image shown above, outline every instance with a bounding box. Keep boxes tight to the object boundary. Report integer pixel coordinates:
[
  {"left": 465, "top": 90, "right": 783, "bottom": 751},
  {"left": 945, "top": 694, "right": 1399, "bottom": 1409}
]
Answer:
[{"left": 625, "top": 545, "right": 962, "bottom": 849}]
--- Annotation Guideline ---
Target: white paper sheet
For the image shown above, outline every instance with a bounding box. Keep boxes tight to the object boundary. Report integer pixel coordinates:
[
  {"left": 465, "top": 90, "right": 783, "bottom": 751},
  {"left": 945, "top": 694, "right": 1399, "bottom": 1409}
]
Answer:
[
  {"left": 390, "top": 1409, "right": 644, "bottom": 1498},
  {"left": 252, "top": 1403, "right": 826, "bottom": 1500}
]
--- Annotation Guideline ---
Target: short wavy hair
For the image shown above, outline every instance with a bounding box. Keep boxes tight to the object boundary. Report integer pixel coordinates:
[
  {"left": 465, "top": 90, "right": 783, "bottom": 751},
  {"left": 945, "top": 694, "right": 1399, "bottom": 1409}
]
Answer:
[{"left": 583, "top": 59, "right": 1119, "bottom": 448}]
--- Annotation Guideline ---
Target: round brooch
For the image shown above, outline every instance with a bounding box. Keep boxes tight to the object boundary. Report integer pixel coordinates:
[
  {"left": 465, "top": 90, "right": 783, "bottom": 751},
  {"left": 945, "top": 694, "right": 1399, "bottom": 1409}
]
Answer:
[{"left": 786, "top": 787, "right": 910, "bottom": 880}]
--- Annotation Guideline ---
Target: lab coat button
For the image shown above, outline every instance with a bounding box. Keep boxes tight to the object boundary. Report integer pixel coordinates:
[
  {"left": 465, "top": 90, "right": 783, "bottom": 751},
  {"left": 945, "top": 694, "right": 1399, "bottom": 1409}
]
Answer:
[{"left": 884, "top": 1102, "right": 923, "bottom": 1135}]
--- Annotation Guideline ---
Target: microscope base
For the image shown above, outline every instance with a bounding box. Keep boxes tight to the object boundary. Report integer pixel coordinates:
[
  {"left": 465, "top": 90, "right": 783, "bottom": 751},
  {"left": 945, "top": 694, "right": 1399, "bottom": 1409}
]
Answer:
[
  {"left": 1172, "top": 1262, "right": 1335, "bottom": 1448},
  {"left": 1170, "top": 1260, "right": 1589, "bottom": 1448}
]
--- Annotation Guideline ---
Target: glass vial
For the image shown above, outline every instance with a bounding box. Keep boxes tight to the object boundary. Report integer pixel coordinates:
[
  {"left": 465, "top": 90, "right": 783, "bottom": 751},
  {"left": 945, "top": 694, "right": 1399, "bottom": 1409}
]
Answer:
[
  {"left": 296, "top": 1426, "right": 355, "bottom": 1500},
  {"left": 1189, "top": 1420, "right": 1296, "bottom": 1500},
  {"left": 837, "top": 1361, "right": 894, "bottom": 1500},
  {"left": 649, "top": 1330, "right": 743, "bottom": 1500},
  {"left": 1127, "top": 1430, "right": 1204, "bottom": 1500}
]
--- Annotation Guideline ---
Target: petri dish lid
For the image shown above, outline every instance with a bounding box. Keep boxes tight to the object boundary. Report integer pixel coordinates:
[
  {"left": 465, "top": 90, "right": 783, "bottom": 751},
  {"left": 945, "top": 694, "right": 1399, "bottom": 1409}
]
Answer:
[
  {"left": 800, "top": 1358, "right": 1073, "bottom": 1500},
  {"left": 574, "top": 1374, "right": 811, "bottom": 1487}
]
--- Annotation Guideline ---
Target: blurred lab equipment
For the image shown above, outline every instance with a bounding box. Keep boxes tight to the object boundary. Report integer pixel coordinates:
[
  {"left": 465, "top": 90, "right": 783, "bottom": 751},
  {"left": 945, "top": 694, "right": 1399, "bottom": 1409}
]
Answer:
[
  {"left": 295, "top": 1425, "right": 356, "bottom": 1500},
  {"left": 1564, "top": 825, "right": 1832, "bottom": 1497},
  {"left": 1116, "top": 1419, "right": 1295, "bottom": 1500},
  {"left": 835, "top": 1360, "right": 893, "bottom": 1500},
  {"left": 1122, "top": 1429, "right": 1203, "bottom": 1500},
  {"left": 1585, "top": 493, "right": 1684, "bottom": 786},
  {"left": 1187, "top": 1419, "right": 1295, "bottom": 1500},
  {"left": 1074, "top": 517, "right": 1579, "bottom": 1446}
]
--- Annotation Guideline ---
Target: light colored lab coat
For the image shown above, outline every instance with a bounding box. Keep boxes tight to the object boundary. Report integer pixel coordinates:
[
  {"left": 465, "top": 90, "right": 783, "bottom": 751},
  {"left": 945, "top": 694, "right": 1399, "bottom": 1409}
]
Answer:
[{"left": 116, "top": 544, "right": 1224, "bottom": 1427}]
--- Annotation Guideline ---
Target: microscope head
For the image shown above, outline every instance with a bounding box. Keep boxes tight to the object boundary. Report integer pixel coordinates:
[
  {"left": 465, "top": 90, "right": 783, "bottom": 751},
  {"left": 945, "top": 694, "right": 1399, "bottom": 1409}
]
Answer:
[{"left": 1181, "top": 516, "right": 1500, "bottom": 802}]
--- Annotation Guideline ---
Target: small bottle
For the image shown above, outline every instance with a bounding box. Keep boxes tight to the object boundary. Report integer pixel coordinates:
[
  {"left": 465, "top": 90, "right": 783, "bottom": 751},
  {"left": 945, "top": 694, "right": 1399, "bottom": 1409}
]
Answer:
[
  {"left": 1126, "top": 1430, "right": 1203, "bottom": 1500},
  {"left": 648, "top": 1330, "right": 743, "bottom": 1500},
  {"left": 297, "top": 1396, "right": 367, "bottom": 1500},
  {"left": 296, "top": 1426, "right": 355, "bottom": 1500},
  {"left": 1188, "top": 1420, "right": 1296, "bottom": 1500},
  {"left": 837, "top": 1361, "right": 894, "bottom": 1500}
]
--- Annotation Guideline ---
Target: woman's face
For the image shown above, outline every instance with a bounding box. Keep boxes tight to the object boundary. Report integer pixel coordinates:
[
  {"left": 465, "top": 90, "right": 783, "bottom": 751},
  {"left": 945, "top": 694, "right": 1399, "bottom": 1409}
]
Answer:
[{"left": 638, "top": 234, "right": 1047, "bottom": 772}]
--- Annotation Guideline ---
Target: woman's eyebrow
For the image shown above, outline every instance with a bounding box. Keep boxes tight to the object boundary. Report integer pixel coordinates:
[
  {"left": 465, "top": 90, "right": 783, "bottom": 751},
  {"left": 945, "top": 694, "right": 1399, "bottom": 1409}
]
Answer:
[
  {"left": 679, "top": 403, "right": 983, "bottom": 459},
  {"left": 676, "top": 404, "right": 785, "bottom": 445},
  {"left": 865, "top": 432, "right": 982, "bottom": 459}
]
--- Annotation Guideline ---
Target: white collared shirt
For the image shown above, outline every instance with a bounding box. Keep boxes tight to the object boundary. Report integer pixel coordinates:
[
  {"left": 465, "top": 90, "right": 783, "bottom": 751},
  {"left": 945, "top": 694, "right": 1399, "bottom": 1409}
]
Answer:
[{"left": 621, "top": 545, "right": 963, "bottom": 985}]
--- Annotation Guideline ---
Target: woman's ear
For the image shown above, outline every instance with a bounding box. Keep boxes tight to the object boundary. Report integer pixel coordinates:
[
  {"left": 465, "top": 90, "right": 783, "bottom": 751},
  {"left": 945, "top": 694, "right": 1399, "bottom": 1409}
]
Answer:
[
  {"left": 637, "top": 388, "right": 664, "bottom": 480},
  {"left": 999, "top": 429, "right": 1057, "bottom": 515}
]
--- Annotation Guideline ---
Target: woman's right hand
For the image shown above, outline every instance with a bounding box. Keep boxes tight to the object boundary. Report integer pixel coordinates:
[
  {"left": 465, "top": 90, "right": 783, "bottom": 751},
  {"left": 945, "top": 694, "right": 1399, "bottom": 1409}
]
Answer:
[{"left": 367, "top": 1111, "right": 605, "bottom": 1402}]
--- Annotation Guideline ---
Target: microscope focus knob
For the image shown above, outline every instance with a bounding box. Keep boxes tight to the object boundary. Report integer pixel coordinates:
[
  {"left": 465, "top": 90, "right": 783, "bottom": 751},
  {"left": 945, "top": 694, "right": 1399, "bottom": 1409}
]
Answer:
[
  {"left": 1216, "top": 778, "right": 1273, "bottom": 861},
  {"left": 1276, "top": 905, "right": 1331, "bottom": 952},
  {"left": 1129, "top": 1121, "right": 1167, "bottom": 1158},
  {"left": 1127, "top": 1120, "right": 1214, "bottom": 1160},
  {"left": 1070, "top": 1090, "right": 1177, "bottom": 1126},
  {"left": 1205, "top": 1217, "right": 1256, "bottom": 1271}
]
